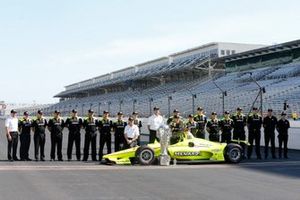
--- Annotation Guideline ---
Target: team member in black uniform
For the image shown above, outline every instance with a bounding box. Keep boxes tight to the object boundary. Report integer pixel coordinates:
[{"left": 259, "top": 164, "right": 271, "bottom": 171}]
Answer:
[
  {"left": 132, "top": 112, "right": 142, "bottom": 145},
  {"left": 277, "top": 112, "right": 290, "bottom": 159},
  {"left": 220, "top": 111, "right": 233, "bottom": 143},
  {"left": 263, "top": 109, "right": 278, "bottom": 159},
  {"left": 18, "top": 111, "right": 32, "bottom": 161},
  {"left": 185, "top": 114, "right": 198, "bottom": 137},
  {"left": 167, "top": 109, "right": 181, "bottom": 125},
  {"left": 169, "top": 115, "right": 185, "bottom": 144},
  {"left": 247, "top": 107, "right": 262, "bottom": 160},
  {"left": 32, "top": 110, "right": 47, "bottom": 161},
  {"left": 231, "top": 107, "right": 247, "bottom": 156},
  {"left": 98, "top": 110, "right": 113, "bottom": 161},
  {"left": 65, "top": 109, "right": 83, "bottom": 161},
  {"left": 82, "top": 109, "right": 98, "bottom": 161},
  {"left": 113, "top": 112, "right": 127, "bottom": 151},
  {"left": 48, "top": 110, "right": 65, "bottom": 161},
  {"left": 206, "top": 112, "right": 220, "bottom": 142},
  {"left": 194, "top": 107, "right": 207, "bottom": 139}
]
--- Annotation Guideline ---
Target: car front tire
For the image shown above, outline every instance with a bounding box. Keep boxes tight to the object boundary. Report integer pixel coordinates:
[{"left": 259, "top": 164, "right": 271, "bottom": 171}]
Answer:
[{"left": 224, "top": 144, "right": 243, "bottom": 163}]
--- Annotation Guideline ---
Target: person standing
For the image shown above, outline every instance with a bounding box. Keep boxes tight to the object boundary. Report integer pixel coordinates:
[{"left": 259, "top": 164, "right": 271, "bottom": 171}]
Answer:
[
  {"left": 5, "top": 110, "right": 19, "bottom": 161},
  {"left": 32, "top": 110, "right": 47, "bottom": 161},
  {"left": 147, "top": 107, "right": 164, "bottom": 143},
  {"left": 277, "top": 112, "right": 290, "bottom": 159},
  {"left": 98, "top": 110, "right": 113, "bottom": 161},
  {"left": 220, "top": 111, "right": 234, "bottom": 143},
  {"left": 18, "top": 111, "right": 32, "bottom": 161},
  {"left": 247, "top": 107, "right": 262, "bottom": 160},
  {"left": 167, "top": 109, "right": 180, "bottom": 125},
  {"left": 206, "top": 112, "right": 220, "bottom": 142},
  {"left": 113, "top": 112, "right": 127, "bottom": 151},
  {"left": 82, "top": 109, "right": 98, "bottom": 161},
  {"left": 48, "top": 110, "right": 65, "bottom": 161},
  {"left": 132, "top": 112, "right": 142, "bottom": 145},
  {"left": 65, "top": 109, "right": 83, "bottom": 161},
  {"left": 194, "top": 107, "right": 207, "bottom": 139},
  {"left": 169, "top": 115, "right": 185, "bottom": 144},
  {"left": 124, "top": 117, "right": 140, "bottom": 149},
  {"left": 185, "top": 114, "right": 198, "bottom": 137},
  {"left": 231, "top": 107, "right": 247, "bottom": 156},
  {"left": 263, "top": 109, "right": 278, "bottom": 159}
]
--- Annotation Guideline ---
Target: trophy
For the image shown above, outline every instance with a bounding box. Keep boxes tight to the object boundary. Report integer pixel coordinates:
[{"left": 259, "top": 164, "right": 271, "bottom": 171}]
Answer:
[{"left": 158, "top": 124, "right": 171, "bottom": 166}]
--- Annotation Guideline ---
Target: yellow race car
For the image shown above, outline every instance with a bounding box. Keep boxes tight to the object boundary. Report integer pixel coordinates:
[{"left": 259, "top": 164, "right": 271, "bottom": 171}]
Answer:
[{"left": 103, "top": 135, "right": 246, "bottom": 165}]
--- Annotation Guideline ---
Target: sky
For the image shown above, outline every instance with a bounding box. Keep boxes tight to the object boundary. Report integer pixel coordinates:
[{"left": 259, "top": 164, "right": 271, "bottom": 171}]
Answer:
[{"left": 0, "top": 0, "right": 300, "bottom": 104}]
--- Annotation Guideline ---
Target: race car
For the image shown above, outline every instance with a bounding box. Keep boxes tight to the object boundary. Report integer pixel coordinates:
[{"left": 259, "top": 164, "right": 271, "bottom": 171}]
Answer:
[{"left": 103, "top": 135, "right": 247, "bottom": 165}]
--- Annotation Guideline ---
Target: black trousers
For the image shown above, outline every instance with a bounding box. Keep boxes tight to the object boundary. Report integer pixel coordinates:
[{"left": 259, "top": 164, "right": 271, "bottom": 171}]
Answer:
[
  {"left": 233, "top": 130, "right": 246, "bottom": 155},
  {"left": 264, "top": 131, "right": 276, "bottom": 158},
  {"left": 221, "top": 131, "right": 232, "bottom": 143},
  {"left": 278, "top": 134, "right": 288, "bottom": 158},
  {"left": 247, "top": 129, "right": 261, "bottom": 159},
  {"left": 50, "top": 134, "right": 63, "bottom": 160},
  {"left": 209, "top": 133, "right": 220, "bottom": 142},
  {"left": 115, "top": 133, "right": 124, "bottom": 152},
  {"left": 34, "top": 133, "right": 45, "bottom": 160},
  {"left": 7, "top": 132, "right": 19, "bottom": 160},
  {"left": 233, "top": 130, "right": 246, "bottom": 140},
  {"left": 149, "top": 130, "right": 158, "bottom": 143},
  {"left": 67, "top": 132, "right": 81, "bottom": 160},
  {"left": 196, "top": 129, "right": 205, "bottom": 139},
  {"left": 99, "top": 133, "right": 111, "bottom": 161},
  {"left": 20, "top": 133, "right": 31, "bottom": 160},
  {"left": 83, "top": 132, "right": 97, "bottom": 161}
]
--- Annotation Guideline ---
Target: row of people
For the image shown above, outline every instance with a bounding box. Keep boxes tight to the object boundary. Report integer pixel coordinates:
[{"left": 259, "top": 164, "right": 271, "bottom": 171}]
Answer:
[
  {"left": 5, "top": 105, "right": 291, "bottom": 162},
  {"left": 5, "top": 109, "right": 141, "bottom": 162},
  {"left": 148, "top": 106, "right": 290, "bottom": 159}
]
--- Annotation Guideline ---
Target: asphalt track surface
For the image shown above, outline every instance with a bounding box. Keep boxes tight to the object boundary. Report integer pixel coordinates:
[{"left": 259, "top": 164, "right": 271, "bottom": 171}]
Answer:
[{"left": 0, "top": 120, "right": 299, "bottom": 200}]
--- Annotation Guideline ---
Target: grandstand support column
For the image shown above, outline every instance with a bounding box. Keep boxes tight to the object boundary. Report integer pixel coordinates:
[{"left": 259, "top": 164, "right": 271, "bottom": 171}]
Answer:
[
  {"left": 108, "top": 102, "right": 111, "bottom": 113},
  {"left": 90, "top": 103, "right": 93, "bottom": 110},
  {"left": 187, "top": 88, "right": 197, "bottom": 114},
  {"left": 98, "top": 103, "right": 101, "bottom": 115},
  {"left": 119, "top": 100, "right": 123, "bottom": 112},
  {"left": 81, "top": 104, "right": 85, "bottom": 116},
  {"left": 149, "top": 97, "right": 153, "bottom": 116},
  {"left": 192, "top": 94, "right": 197, "bottom": 114},
  {"left": 133, "top": 99, "right": 137, "bottom": 113},
  {"left": 168, "top": 96, "right": 172, "bottom": 117}
]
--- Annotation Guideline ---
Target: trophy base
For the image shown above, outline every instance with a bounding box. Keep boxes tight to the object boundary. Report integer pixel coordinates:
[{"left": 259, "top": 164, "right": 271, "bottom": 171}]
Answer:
[{"left": 159, "top": 155, "right": 171, "bottom": 166}]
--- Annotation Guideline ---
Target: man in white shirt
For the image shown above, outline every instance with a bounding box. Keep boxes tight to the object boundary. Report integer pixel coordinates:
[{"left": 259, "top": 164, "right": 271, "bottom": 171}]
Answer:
[
  {"left": 147, "top": 107, "right": 164, "bottom": 143},
  {"left": 124, "top": 117, "right": 140, "bottom": 149},
  {"left": 5, "top": 110, "right": 19, "bottom": 161}
]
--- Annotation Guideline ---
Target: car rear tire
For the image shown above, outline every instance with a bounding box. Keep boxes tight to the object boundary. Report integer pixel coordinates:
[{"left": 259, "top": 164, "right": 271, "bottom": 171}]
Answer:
[
  {"left": 224, "top": 143, "right": 243, "bottom": 163},
  {"left": 136, "top": 146, "right": 155, "bottom": 165}
]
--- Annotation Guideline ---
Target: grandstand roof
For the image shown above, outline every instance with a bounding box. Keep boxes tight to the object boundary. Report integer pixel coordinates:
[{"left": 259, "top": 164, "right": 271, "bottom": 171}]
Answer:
[
  {"left": 169, "top": 42, "right": 218, "bottom": 57},
  {"left": 222, "top": 39, "right": 300, "bottom": 62}
]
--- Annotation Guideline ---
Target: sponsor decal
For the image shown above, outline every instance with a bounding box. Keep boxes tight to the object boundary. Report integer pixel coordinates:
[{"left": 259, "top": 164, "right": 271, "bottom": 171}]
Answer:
[{"left": 174, "top": 151, "right": 200, "bottom": 156}]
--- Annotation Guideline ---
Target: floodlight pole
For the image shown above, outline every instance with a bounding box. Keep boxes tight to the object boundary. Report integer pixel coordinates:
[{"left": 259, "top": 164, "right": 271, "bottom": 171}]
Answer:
[
  {"left": 212, "top": 80, "right": 227, "bottom": 115},
  {"left": 249, "top": 74, "right": 265, "bottom": 117}
]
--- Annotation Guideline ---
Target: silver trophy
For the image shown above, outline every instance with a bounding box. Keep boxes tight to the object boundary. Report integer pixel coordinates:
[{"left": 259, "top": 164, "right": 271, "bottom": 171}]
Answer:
[{"left": 158, "top": 124, "right": 171, "bottom": 166}]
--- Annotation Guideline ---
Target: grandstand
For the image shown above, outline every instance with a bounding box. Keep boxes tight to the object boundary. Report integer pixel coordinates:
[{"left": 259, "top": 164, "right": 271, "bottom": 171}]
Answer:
[{"left": 48, "top": 40, "right": 300, "bottom": 118}]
